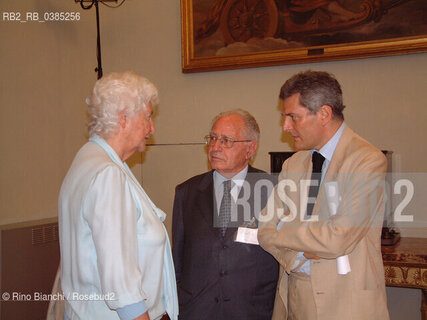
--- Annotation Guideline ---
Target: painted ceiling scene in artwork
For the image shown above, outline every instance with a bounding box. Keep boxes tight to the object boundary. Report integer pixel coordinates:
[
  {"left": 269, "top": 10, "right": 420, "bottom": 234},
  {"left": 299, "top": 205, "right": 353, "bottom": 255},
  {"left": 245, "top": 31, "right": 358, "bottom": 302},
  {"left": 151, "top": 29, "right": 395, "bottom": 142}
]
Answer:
[{"left": 193, "top": 0, "right": 427, "bottom": 56}]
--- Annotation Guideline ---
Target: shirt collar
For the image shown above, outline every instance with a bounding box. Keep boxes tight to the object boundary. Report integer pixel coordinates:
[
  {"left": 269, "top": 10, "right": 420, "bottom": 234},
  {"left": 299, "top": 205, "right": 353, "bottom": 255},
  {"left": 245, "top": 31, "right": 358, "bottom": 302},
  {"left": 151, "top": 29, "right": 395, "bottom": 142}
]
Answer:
[
  {"left": 214, "top": 166, "right": 248, "bottom": 190},
  {"left": 312, "top": 122, "right": 346, "bottom": 162}
]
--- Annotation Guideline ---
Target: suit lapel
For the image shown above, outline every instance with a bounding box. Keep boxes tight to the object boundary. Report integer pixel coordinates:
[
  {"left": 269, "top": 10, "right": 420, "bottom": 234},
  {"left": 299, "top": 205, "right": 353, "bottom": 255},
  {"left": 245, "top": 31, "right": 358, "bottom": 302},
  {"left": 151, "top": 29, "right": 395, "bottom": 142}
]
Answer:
[
  {"left": 322, "top": 126, "right": 353, "bottom": 179},
  {"left": 289, "top": 152, "right": 312, "bottom": 219},
  {"left": 195, "top": 171, "right": 220, "bottom": 237},
  {"left": 314, "top": 126, "right": 354, "bottom": 217}
]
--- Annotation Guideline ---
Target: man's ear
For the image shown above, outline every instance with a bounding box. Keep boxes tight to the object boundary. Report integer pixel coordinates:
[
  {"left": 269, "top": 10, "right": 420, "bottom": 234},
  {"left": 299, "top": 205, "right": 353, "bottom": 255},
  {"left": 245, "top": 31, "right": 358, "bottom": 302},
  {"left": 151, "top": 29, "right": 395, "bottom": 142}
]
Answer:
[
  {"left": 319, "top": 105, "right": 333, "bottom": 125},
  {"left": 118, "top": 112, "right": 127, "bottom": 129},
  {"left": 246, "top": 141, "right": 258, "bottom": 159}
]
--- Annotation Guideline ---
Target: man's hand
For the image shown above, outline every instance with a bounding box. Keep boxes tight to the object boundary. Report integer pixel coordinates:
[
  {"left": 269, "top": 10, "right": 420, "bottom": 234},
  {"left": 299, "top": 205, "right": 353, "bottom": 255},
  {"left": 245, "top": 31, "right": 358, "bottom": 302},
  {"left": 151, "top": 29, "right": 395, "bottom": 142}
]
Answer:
[{"left": 303, "top": 252, "right": 320, "bottom": 260}]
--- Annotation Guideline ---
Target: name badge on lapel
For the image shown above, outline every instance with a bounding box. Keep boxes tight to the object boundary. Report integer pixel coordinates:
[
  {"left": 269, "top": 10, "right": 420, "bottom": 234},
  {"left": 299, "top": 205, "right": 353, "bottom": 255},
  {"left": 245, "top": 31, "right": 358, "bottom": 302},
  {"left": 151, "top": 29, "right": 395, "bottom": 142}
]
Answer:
[{"left": 234, "top": 217, "right": 259, "bottom": 245}]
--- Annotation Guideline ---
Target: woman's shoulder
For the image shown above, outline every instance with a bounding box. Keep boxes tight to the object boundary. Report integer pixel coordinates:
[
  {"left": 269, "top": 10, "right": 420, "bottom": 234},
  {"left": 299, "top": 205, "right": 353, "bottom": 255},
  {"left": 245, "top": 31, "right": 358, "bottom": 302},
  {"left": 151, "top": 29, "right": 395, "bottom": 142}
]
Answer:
[{"left": 66, "top": 141, "right": 124, "bottom": 183}]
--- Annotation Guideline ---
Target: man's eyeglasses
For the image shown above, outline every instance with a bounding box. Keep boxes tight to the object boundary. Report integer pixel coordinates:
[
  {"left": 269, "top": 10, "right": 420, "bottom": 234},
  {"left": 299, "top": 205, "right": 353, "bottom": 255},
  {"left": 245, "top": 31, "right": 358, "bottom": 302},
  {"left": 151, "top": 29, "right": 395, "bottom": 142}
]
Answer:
[{"left": 204, "top": 135, "right": 252, "bottom": 148}]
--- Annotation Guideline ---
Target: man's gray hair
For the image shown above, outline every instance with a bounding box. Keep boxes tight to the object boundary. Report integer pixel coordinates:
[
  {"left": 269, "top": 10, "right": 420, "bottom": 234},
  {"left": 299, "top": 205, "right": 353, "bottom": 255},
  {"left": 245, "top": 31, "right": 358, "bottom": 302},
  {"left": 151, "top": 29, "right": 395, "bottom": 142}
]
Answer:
[
  {"left": 280, "top": 70, "right": 345, "bottom": 120},
  {"left": 211, "top": 109, "right": 260, "bottom": 141},
  {"left": 87, "top": 71, "right": 159, "bottom": 138}
]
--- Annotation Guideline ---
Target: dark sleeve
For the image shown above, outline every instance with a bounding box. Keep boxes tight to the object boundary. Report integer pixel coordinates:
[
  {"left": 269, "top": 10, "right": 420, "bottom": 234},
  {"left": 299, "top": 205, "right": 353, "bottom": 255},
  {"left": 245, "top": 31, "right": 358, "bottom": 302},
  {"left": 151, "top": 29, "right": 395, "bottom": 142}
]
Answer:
[{"left": 172, "top": 183, "right": 186, "bottom": 285}]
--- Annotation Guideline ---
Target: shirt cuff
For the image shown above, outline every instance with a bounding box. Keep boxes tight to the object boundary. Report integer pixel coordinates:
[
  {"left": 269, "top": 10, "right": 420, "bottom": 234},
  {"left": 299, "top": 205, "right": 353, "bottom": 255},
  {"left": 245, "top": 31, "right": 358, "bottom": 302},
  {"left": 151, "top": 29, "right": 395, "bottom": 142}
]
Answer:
[
  {"left": 117, "top": 300, "right": 148, "bottom": 320},
  {"left": 291, "top": 251, "right": 308, "bottom": 269}
]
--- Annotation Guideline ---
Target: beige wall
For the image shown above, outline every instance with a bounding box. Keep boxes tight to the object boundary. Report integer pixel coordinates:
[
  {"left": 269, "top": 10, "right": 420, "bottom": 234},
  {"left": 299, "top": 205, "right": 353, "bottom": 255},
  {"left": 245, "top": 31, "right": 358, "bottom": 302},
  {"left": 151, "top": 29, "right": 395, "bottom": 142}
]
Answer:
[{"left": 0, "top": 1, "right": 426, "bottom": 318}]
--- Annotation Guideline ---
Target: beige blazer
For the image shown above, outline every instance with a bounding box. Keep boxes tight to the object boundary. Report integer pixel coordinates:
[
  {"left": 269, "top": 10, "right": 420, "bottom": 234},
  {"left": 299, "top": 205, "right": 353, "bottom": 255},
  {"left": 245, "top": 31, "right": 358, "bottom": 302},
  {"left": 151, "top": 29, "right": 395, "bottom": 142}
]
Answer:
[{"left": 258, "top": 126, "right": 390, "bottom": 320}]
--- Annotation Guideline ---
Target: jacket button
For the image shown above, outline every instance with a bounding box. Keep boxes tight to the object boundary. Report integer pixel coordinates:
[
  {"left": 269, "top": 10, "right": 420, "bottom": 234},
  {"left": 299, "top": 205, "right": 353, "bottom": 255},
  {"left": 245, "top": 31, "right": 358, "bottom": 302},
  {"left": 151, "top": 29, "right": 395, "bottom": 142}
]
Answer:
[{"left": 220, "top": 270, "right": 227, "bottom": 276}]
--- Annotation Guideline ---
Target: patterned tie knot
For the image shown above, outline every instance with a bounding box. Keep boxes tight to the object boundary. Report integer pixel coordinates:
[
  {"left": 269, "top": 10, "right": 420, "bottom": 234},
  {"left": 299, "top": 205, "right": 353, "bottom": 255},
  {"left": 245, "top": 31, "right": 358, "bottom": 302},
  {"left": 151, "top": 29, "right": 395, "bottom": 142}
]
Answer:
[{"left": 223, "top": 179, "right": 232, "bottom": 193}]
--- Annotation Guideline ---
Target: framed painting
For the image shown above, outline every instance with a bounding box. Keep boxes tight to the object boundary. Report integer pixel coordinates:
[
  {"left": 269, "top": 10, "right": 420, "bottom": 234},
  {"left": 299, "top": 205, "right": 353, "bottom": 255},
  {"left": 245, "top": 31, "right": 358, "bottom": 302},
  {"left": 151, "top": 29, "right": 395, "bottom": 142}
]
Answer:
[{"left": 181, "top": 0, "right": 427, "bottom": 73}]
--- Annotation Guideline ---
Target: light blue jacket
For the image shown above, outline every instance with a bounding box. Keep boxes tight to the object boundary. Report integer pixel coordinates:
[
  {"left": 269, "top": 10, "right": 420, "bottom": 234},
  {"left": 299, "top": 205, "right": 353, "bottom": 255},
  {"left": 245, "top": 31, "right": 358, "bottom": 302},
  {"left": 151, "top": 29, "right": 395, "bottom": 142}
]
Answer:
[{"left": 59, "top": 134, "right": 178, "bottom": 320}]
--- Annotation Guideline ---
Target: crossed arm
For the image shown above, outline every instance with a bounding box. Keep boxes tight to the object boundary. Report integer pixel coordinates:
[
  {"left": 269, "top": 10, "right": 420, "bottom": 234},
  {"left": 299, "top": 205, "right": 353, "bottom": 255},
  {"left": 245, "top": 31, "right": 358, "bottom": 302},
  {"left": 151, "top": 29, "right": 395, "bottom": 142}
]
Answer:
[{"left": 258, "top": 151, "right": 386, "bottom": 270}]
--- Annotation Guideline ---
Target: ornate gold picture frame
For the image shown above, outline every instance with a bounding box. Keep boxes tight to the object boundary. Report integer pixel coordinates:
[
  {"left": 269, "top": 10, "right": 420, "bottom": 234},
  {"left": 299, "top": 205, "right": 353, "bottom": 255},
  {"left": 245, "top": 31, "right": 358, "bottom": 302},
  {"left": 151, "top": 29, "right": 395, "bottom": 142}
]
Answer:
[{"left": 181, "top": 0, "right": 427, "bottom": 73}]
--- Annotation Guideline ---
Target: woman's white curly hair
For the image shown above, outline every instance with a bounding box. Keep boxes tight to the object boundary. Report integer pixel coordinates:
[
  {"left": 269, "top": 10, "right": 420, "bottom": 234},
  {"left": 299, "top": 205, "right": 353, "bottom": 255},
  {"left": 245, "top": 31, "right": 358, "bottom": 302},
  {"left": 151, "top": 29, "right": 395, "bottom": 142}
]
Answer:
[{"left": 87, "top": 71, "right": 159, "bottom": 138}]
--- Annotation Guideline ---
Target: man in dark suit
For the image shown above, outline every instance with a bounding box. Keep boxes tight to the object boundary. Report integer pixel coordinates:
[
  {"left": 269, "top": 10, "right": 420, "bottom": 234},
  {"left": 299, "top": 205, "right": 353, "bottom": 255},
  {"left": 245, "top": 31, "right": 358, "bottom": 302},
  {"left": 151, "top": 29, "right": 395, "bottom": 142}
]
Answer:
[{"left": 172, "top": 109, "right": 279, "bottom": 320}]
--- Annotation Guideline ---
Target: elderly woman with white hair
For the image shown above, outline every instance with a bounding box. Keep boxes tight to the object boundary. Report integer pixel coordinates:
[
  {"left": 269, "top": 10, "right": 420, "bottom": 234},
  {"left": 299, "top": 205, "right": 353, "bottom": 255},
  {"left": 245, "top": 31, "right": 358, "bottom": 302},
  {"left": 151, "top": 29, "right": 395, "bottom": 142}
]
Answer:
[{"left": 58, "top": 71, "right": 178, "bottom": 320}]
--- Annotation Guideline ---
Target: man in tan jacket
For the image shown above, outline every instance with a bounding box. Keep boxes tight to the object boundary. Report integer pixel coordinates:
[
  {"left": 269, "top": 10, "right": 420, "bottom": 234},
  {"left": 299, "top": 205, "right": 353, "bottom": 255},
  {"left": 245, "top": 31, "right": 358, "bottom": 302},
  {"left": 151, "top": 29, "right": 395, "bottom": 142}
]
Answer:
[{"left": 258, "top": 71, "right": 389, "bottom": 320}]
